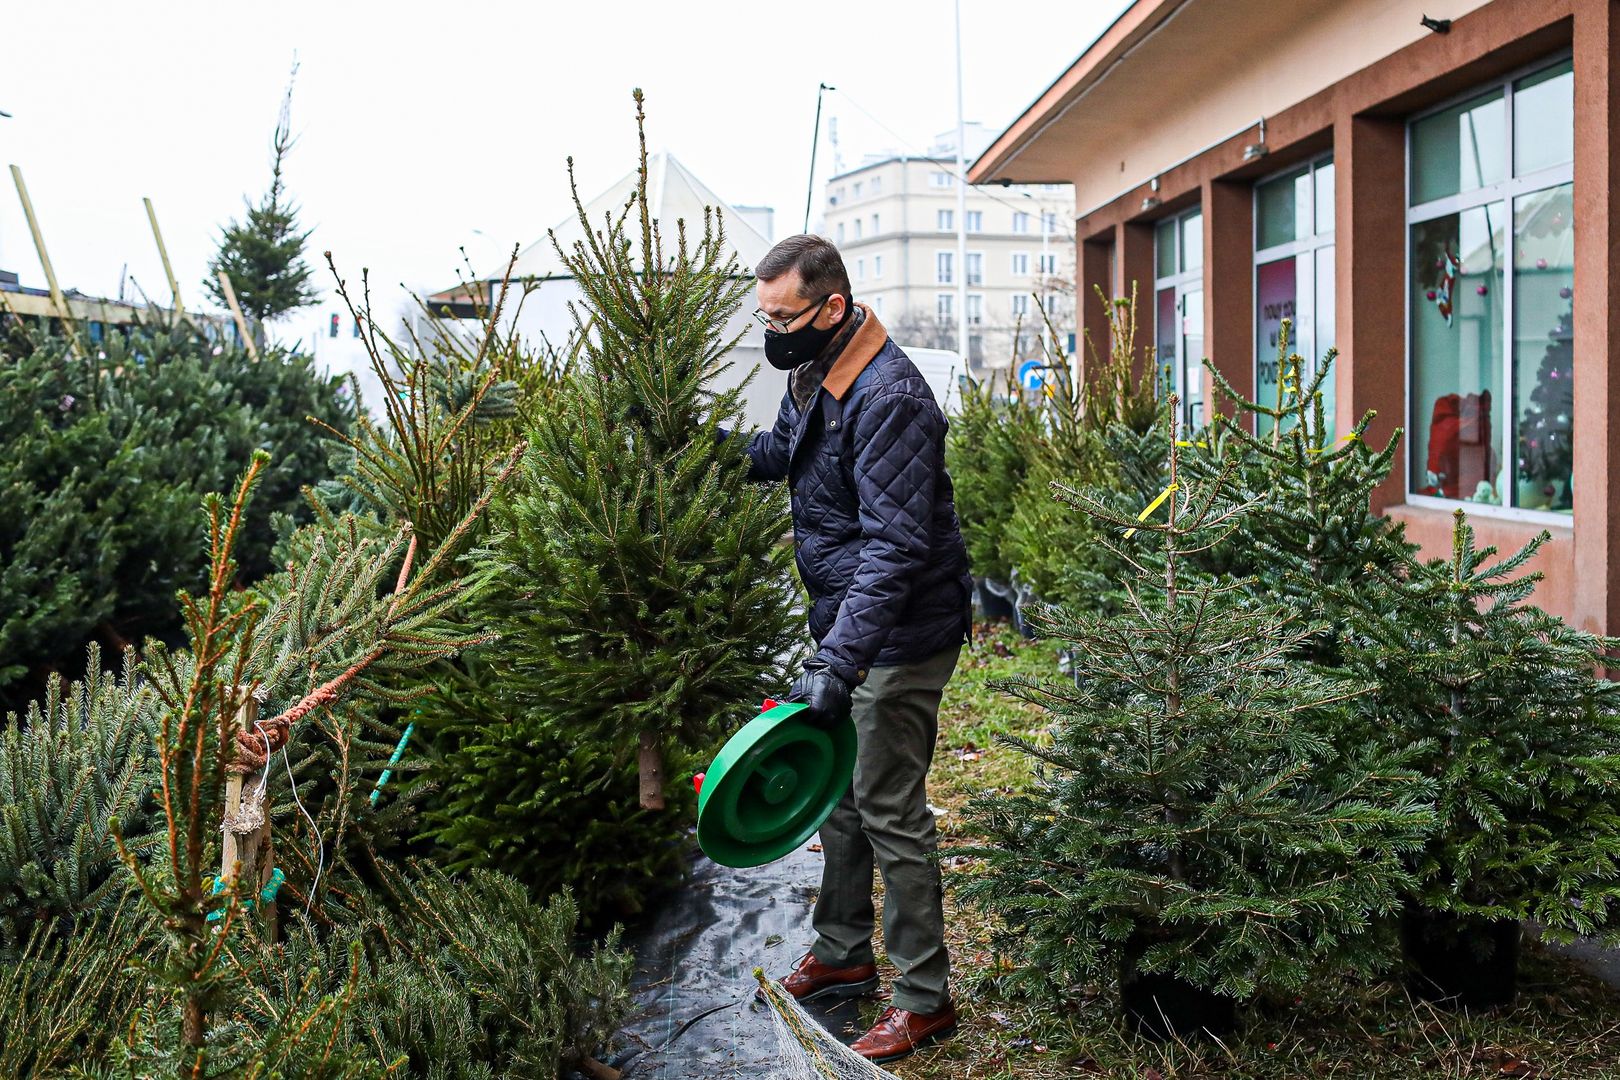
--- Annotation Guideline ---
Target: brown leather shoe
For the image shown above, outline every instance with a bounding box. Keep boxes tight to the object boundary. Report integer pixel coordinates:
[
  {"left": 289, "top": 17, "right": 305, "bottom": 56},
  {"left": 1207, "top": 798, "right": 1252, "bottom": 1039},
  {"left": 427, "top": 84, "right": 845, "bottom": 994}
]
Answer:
[
  {"left": 850, "top": 1003, "right": 958, "bottom": 1064},
  {"left": 770, "top": 952, "right": 880, "bottom": 1003}
]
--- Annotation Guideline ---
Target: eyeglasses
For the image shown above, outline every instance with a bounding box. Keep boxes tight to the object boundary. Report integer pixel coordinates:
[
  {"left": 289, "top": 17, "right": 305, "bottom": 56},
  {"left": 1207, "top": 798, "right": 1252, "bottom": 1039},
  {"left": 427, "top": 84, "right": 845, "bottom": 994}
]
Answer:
[{"left": 752, "top": 294, "right": 830, "bottom": 333}]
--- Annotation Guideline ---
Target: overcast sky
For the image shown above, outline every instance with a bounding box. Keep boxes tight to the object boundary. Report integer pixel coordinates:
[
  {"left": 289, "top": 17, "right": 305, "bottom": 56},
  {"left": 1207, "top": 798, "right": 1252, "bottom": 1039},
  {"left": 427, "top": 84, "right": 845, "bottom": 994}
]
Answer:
[{"left": 0, "top": 0, "right": 1126, "bottom": 324}]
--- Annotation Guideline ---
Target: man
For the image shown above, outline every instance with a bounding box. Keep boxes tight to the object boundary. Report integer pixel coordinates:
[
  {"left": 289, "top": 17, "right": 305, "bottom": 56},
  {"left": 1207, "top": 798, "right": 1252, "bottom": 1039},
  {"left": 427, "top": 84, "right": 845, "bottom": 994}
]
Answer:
[{"left": 743, "top": 234, "right": 972, "bottom": 1065}]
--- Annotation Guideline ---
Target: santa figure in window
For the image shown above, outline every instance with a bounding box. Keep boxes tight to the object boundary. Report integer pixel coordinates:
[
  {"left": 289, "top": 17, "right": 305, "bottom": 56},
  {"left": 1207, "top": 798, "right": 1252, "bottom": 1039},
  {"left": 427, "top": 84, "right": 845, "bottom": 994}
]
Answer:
[{"left": 1423, "top": 390, "right": 1495, "bottom": 500}]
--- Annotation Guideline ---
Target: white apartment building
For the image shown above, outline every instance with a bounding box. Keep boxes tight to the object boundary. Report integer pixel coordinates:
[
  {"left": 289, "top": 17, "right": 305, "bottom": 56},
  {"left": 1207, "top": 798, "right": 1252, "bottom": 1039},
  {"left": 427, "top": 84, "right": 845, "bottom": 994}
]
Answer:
[{"left": 820, "top": 125, "right": 1075, "bottom": 374}]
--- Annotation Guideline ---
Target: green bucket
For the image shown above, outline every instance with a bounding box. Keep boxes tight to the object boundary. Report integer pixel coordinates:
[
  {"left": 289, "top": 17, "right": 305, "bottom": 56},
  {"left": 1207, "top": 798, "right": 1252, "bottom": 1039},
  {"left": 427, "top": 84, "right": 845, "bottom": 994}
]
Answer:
[{"left": 696, "top": 701, "right": 856, "bottom": 868}]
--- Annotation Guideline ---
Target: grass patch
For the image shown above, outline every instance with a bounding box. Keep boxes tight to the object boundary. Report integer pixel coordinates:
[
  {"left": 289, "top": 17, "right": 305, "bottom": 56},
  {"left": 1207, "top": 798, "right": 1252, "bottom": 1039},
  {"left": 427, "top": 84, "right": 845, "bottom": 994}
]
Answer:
[{"left": 880, "top": 622, "right": 1620, "bottom": 1079}]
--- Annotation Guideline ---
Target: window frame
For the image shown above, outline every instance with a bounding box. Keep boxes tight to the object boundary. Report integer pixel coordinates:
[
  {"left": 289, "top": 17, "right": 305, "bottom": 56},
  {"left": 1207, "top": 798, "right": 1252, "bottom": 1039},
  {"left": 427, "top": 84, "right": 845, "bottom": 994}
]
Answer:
[
  {"left": 936, "top": 250, "right": 955, "bottom": 285},
  {"left": 1402, "top": 51, "right": 1574, "bottom": 525},
  {"left": 1251, "top": 153, "right": 1336, "bottom": 432},
  {"left": 1153, "top": 206, "right": 1205, "bottom": 428}
]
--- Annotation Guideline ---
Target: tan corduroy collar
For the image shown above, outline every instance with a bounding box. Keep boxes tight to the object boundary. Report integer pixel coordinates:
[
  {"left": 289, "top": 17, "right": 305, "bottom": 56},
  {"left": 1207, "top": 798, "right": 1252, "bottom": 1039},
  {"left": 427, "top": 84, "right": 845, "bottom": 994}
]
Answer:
[{"left": 820, "top": 303, "right": 888, "bottom": 401}]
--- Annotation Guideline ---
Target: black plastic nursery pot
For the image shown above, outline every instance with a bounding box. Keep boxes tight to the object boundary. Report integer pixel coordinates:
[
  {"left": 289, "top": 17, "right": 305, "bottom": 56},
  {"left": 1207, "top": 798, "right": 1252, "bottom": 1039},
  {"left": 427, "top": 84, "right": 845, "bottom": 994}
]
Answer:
[
  {"left": 1120, "top": 939, "right": 1238, "bottom": 1041},
  {"left": 976, "top": 577, "right": 1017, "bottom": 622},
  {"left": 1401, "top": 906, "right": 1521, "bottom": 1010}
]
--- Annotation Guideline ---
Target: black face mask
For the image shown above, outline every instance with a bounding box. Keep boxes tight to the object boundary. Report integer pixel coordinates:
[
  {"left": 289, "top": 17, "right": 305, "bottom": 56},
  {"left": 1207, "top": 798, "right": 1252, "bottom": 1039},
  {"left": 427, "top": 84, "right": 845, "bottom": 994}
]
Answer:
[{"left": 763, "top": 298, "right": 849, "bottom": 370}]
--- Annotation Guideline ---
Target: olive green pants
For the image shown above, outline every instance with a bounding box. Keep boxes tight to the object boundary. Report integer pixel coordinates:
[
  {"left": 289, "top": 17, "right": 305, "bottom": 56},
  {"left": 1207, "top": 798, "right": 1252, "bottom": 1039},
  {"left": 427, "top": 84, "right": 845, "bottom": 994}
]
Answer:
[{"left": 810, "top": 646, "right": 959, "bottom": 1014}]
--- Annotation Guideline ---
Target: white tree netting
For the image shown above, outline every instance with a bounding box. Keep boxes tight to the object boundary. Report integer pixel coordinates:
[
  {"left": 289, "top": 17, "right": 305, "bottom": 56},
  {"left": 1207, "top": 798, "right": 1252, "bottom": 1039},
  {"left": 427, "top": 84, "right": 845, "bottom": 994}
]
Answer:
[{"left": 752, "top": 970, "right": 899, "bottom": 1080}]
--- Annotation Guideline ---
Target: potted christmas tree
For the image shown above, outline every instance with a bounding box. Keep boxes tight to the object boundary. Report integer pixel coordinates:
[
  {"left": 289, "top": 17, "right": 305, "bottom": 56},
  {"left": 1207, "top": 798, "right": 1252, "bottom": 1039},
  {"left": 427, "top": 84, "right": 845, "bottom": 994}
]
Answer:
[
  {"left": 960, "top": 403, "right": 1432, "bottom": 1039},
  {"left": 1338, "top": 511, "right": 1620, "bottom": 1008}
]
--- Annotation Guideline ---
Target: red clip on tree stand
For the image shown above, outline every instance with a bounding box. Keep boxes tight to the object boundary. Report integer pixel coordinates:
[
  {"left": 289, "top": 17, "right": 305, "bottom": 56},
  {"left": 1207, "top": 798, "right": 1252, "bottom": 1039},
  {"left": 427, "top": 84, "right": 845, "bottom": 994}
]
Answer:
[{"left": 694, "top": 698, "right": 857, "bottom": 868}]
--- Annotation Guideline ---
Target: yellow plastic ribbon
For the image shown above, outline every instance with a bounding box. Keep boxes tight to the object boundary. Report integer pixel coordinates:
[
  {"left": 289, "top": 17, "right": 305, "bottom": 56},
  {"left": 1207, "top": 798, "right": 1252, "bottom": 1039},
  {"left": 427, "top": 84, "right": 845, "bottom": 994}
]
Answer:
[{"left": 1124, "top": 482, "right": 1178, "bottom": 538}]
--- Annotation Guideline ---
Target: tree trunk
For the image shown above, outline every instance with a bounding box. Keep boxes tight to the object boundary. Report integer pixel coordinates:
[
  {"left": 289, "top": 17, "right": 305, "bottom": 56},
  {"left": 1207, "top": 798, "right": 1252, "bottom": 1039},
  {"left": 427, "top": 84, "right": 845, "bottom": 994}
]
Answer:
[
  {"left": 182, "top": 996, "right": 206, "bottom": 1053},
  {"left": 638, "top": 731, "right": 665, "bottom": 810}
]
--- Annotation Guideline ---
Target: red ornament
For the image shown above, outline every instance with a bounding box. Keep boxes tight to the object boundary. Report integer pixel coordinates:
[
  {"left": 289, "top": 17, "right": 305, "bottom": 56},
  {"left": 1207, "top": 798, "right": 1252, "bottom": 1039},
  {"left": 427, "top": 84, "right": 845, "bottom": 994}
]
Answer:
[
  {"left": 1476, "top": 285, "right": 1488, "bottom": 296},
  {"left": 1426, "top": 290, "right": 1437, "bottom": 301},
  {"left": 1536, "top": 258, "right": 1548, "bottom": 270}
]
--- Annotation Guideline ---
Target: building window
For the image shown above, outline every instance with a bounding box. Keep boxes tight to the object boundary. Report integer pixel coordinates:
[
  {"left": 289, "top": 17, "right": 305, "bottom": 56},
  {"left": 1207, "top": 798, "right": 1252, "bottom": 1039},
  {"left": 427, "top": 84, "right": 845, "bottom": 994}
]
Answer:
[
  {"left": 853, "top": 181, "right": 864, "bottom": 199},
  {"left": 1254, "top": 155, "right": 1336, "bottom": 438},
  {"left": 1407, "top": 57, "right": 1573, "bottom": 513},
  {"left": 874, "top": 295, "right": 884, "bottom": 316},
  {"left": 1037, "top": 252, "right": 1058, "bottom": 275},
  {"left": 937, "top": 293, "right": 954, "bottom": 322},
  {"left": 1011, "top": 293, "right": 1030, "bottom": 318},
  {"left": 937, "top": 209, "right": 954, "bottom": 231},
  {"left": 967, "top": 294, "right": 983, "bottom": 325},
  {"left": 871, "top": 213, "right": 880, "bottom": 235},
  {"left": 856, "top": 257, "right": 866, "bottom": 281},
  {"left": 1154, "top": 207, "right": 1205, "bottom": 429},
  {"left": 965, "top": 210, "right": 983, "bottom": 232},
  {"left": 1012, "top": 211, "right": 1030, "bottom": 234},
  {"left": 854, "top": 218, "right": 863, "bottom": 239},
  {"left": 836, "top": 222, "right": 845, "bottom": 243},
  {"left": 1042, "top": 211, "right": 1058, "bottom": 233},
  {"left": 831, "top": 186, "right": 845, "bottom": 206},
  {"left": 936, "top": 251, "right": 954, "bottom": 285},
  {"left": 874, "top": 255, "right": 883, "bottom": 278},
  {"left": 871, "top": 176, "right": 883, "bottom": 194},
  {"left": 1011, "top": 252, "right": 1030, "bottom": 276},
  {"left": 930, "top": 171, "right": 953, "bottom": 188}
]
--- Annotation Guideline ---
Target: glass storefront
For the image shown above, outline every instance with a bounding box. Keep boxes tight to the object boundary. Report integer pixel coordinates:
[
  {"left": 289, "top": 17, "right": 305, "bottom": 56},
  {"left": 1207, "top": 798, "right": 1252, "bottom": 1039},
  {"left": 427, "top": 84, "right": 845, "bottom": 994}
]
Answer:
[{"left": 1407, "top": 57, "right": 1574, "bottom": 512}]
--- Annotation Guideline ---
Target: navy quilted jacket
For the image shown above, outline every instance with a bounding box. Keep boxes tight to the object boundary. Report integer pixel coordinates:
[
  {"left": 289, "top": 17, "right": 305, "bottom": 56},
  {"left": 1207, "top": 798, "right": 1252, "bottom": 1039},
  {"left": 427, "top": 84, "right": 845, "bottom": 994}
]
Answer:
[{"left": 746, "top": 312, "right": 972, "bottom": 687}]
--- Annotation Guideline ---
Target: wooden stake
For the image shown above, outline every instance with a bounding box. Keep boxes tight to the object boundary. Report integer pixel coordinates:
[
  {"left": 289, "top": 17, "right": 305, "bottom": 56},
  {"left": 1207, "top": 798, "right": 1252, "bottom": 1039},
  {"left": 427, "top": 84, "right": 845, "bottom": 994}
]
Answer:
[
  {"left": 143, "top": 196, "right": 184, "bottom": 326},
  {"left": 217, "top": 270, "right": 260, "bottom": 361},
  {"left": 10, "top": 164, "right": 80, "bottom": 354},
  {"left": 638, "top": 730, "right": 666, "bottom": 810},
  {"left": 221, "top": 689, "right": 276, "bottom": 938}
]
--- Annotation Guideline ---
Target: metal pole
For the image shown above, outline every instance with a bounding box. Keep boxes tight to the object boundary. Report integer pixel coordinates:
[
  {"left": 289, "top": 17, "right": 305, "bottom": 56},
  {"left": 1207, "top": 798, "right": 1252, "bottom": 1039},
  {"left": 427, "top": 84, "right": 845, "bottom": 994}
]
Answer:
[
  {"left": 803, "top": 82, "right": 833, "bottom": 235},
  {"left": 953, "top": 0, "right": 969, "bottom": 367}
]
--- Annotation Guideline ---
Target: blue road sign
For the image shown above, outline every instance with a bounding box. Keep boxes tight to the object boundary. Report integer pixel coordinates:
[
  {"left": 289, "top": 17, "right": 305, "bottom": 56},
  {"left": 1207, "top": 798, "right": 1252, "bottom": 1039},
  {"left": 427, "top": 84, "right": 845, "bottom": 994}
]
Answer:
[{"left": 1018, "top": 359, "right": 1045, "bottom": 391}]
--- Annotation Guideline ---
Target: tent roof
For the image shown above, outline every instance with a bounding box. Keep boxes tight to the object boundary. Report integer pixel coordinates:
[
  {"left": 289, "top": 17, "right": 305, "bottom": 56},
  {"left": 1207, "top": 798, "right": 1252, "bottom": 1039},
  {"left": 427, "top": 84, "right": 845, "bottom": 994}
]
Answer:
[{"left": 484, "top": 153, "right": 772, "bottom": 283}]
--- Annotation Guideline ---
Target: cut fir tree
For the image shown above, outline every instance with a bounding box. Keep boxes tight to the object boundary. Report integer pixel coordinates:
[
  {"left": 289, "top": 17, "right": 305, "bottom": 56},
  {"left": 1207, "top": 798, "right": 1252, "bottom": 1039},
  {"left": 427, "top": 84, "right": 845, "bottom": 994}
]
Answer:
[
  {"left": 959, "top": 400, "right": 1432, "bottom": 1032},
  {"left": 1191, "top": 320, "right": 1416, "bottom": 654},
  {"left": 483, "top": 90, "right": 799, "bottom": 810}
]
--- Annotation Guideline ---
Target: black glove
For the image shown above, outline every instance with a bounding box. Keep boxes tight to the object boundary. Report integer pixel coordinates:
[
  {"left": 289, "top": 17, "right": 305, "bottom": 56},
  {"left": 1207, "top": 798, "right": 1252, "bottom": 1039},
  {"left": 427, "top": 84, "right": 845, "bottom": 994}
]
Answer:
[{"left": 786, "top": 661, "right": 853, "bottom": 729}]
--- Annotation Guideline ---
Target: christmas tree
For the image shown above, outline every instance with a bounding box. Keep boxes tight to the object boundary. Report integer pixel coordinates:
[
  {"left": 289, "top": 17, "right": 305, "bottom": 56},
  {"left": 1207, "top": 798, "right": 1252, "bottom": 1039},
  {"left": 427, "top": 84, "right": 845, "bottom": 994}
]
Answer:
[
  {"left": 204, "top": 62, "right": 318, "bottom": 322},
  {"left": 960, "top": 404, "right": 1432, "bottom": 1002},
  {"left": 1515, "top": 296, "right": 1574, "bottom": 511},
  {"left": 946, "top": 372, "right": 1042, "bottom": 587},
  {"left": 1195, "top": 321, "right": 1416, "bottom": 659},
  {"left": 479, "top": 91, "right": 799, "bottom": 809},
  {"left": 0, "top": 320, "right": 350, "bottom": 707},
  {"left": 1002, "top": 286, "right": 1158, "bottom": 615},
  {"left": 1339, "top": 510, "right": 1620, "bottom": 939}
]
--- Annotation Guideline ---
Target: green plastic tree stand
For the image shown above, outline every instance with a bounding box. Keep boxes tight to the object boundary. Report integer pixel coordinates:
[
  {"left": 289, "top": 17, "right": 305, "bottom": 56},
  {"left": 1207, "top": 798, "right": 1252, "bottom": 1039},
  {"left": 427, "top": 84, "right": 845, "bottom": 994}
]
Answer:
[{"left": 696, "top": 701, "right": 857, "bottom": 868}]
